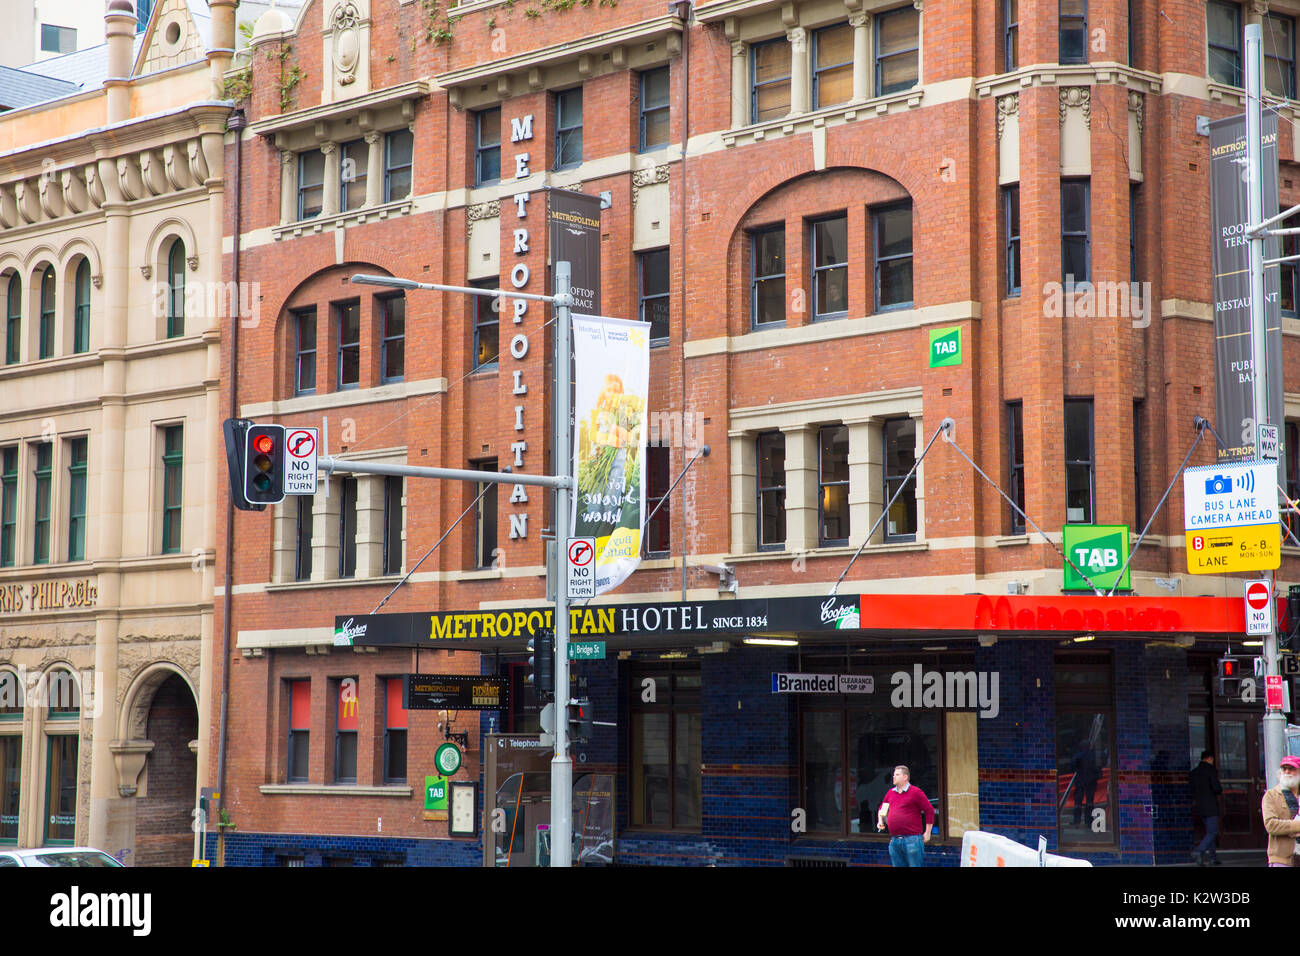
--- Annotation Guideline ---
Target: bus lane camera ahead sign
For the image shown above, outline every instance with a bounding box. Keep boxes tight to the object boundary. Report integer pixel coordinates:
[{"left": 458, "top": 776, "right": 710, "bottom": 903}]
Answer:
[
  {"left": 284, "top": 427, "right": 318, "bottom": 495},
  {"left": 1062, "top": 524, "right": 1130, "bottom": 591},
  {"left": 1183, "top": 461, "right": 1281, "bottom": 574}
]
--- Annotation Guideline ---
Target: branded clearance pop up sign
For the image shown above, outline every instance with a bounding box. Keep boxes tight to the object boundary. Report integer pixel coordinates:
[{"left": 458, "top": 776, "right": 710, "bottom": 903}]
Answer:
[{"left": 1062, "top": 524, "right": 1130, "bottom": 591}]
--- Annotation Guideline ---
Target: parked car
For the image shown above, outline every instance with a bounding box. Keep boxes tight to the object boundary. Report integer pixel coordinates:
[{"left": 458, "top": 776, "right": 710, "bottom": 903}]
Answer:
[{"left": 0, "top": 847, "right": 123, "bottom": 867}]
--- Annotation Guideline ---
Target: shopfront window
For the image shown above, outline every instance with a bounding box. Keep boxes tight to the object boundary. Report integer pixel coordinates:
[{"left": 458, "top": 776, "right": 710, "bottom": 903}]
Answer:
[
  {"left": 628, "top": 662, "right": 700, "bottom": 830},
  {"left": 1054, "top": 655, "right": 1116, "bottom": 847},
  {"left": 0, "top": 733, "right": 18, "bottom": 843},
  {"left": 44, "top": 735, "right": 77, "bottom": 844}
]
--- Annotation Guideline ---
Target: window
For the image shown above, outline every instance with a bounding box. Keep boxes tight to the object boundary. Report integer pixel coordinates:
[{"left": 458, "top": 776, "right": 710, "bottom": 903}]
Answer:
[
  {"left": 640, "top": 68, "right": 670, "bottom": 151},
  {"left": 1059, "top": 0, "right": 1087, "bottom": 64},
  {"left": 66, "top": 437, "right": 87, "bottom": 562},
  {"left": 0, "top": 733, "right": 18, "bottom": 844},
  {"left": 295, "top": 494, "right": 313, "bottom": 581},
  {"left": 1134, "top": 400, "right": 1144, "bottom": 530},
  {"left": 334, "top": 678, "right": 358, "bottom": 784},
  {"left": 73, "top": 260, "right": 90, "bottom": 354},
  {"left": 40, "top": 24, "right": 75, "bottom": 54},
  {"left": 812, "top": 23, "right": 853, "bottom": 109},
  {"left": 383, "top": 476, "right": 403, "bottom": 575},
  {"left": 644, "top": 444, "right": 670, "bottom": 556},
  {"left": 1288, "top": 422, "right": 1300, "bottom": 542},
  {"left": 751, "top": 225, "right": 785, "bottom": 327},
  {"left": 1005, "top": 185, "right": 1021, "bottom": 296},
  {"left": 383, "top": 678, "right": 408, "bottom": 783},
  {"left": 1266, "top": 13, "right": 1296, "bottom": 99},
  {"left": 338, "top": 477, "right": 357, "bottom": 578},
  {"left": 32, "top": 443, "right": 51, "bottom": 565},
  {"left": 757, "top": 431, "right": 786, "bottom": 550},
  {"left": 629, "top": 662, "right": 700, "bottom": 829},
  {"left": 46, "top": 670, "right": 79, "bottom": 719},
  {"left": 473, "top": 460, "right": 498, "bottom": 569},
  {"left": 287, "top": 680, "right": 310, "bottom": 783},
  {"left": 554, "top": 88, "right": 583, "bottom": 169},
  {"left": 38, "top": 266, "right": 54, "bottom": 359},
  {"left": 1007, "top": 402, "right": 1025, "bottom": 534},
  {"left": 5, "top": 275, "right": 17, "bottom": 365},
  {"left": 0, "top": 449, "right": 15, "bottom": 568},
  {"left": 336, "top": 300, "right": 360, "bottom": 389},
  {"left": 638, "top": 249, "right": 670, "bottom": 342},
  {"left": 1061, "top": 179, "right": 1090, "bottom": 283},
  {"left": 875, "top": 6, "right": 920, "bottom": 95},
  {"left": 294, "top": 307, "right": 317, "bottom": 395},
  {"left": 381, "top": 294, "right": 405, "bottom": 383},
  {"left": 161, "top": 426, "right": 183, "bottom": 554},
  {"left": 44, "top": 735, "right": 77, "bottom": 845},
  {"left": 812, "top": 214, "right": 848, "bottom": 319},
  {"left": 874, "top": 203, "right": 913, "bottom": 310},
  {"left": 475, "top": 108, "right": 501, "bottom": 185},
  {"left": 800, "top": 653, "right": 953, "bottom": 837},
  {"left": 136, "top": 0, "right": 153, "bottom": 32},
  {"left": 1129, "top": 184, "right": 1139, "bottom": 284},
  {"left": 167, "top": 240, "right": 185, "bottom": 338},
  {"left": 1054, "top": 655, "right": 1116, "bottom": 846},
  {"left": 1065, "top": 398, "right": 1094, "bottom": 524},
  {"left": 819, "top": 425, "right": 850, "bottom": 546},
  {"left": 385, "top": 129, "right": 414, "bottom": 202},
  {"left": 340, "top": 139, "right": 368, "bottom": 212},
  {"left": 751, "top": 37, "right": 792, "bottom": 123},
  {"left": 1208, "top": 1, "right": 1243, "bottom": 86},
  {"left": 0, "top": 672, "right": 20, "bottom": 720},
  {"left": 1004, "top": 0, "right": 1019, "bottom": 71},
  {"left": 472, "top": 279, "right": 500, "bottom": 371},
  {"left": 298, "top": 149, "right": 325, "bottom": 220},
  {"left": 884, "top": 418, "right": 917, "bottom": 540}
]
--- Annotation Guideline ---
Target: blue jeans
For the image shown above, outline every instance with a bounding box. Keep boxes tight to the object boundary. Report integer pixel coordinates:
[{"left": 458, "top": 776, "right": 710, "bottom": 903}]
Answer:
[
  {"left": 888, "top": 834, "right": 925, "bottom": 867},
  {"left": 1194, "top": 816, "right": 1219, "bottom": 859}
]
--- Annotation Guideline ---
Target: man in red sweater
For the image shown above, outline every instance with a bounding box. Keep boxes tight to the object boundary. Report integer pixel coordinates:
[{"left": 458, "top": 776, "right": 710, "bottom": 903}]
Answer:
[{"left": 876, "top": 765, "right": 935, "bottom": 867}]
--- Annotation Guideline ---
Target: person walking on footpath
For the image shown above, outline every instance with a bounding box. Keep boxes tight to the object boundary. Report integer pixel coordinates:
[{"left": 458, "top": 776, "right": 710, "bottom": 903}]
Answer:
[
  {"left": 876, "top": 765, "right": 934, "bottom": 867},
  {"left": 1189, "top": 750, "right": 1222, "bottom": 866},
  {"left": 1262, "top": 755, "right": 1300, "bottom": 867}
]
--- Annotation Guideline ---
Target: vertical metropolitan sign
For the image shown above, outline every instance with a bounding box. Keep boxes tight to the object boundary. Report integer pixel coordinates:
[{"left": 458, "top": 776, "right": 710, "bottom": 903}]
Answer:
[
  {"left": 1208, "top": 113, "right": 1285, "bottom": 482},
  {"left": 571, "top": 315, "right": 650, "bottom": 594}
]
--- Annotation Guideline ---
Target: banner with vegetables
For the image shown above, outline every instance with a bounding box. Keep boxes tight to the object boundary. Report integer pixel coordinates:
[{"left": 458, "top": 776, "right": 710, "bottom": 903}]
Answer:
[{"left": 571, "top": 315, "right": 650, "bottom": 595}]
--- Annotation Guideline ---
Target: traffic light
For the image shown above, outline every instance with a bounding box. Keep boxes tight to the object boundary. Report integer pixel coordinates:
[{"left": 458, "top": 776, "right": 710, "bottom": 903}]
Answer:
[
  {"left": 244, "top": 424, "right": 286, "bottom": 505},
  {"left": 1218, "top": 656, "right": 1243, "bottom": 698},
  {"left": 1283, "top": 585, "right": 1300, "bottom": 651},
  {"left": 527, "top": 628, "right": 554, "bottom": 702},
  {"left": 567, "top": 698, "right": 594, "bottom": 744},
  {"left": 221, "top": 419, "right": 265, "bottom": 512}
]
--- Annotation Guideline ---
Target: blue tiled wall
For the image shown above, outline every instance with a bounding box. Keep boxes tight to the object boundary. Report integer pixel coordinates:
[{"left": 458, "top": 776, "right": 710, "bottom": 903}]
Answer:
[{"left": 203, "top": 831, "right": 482, "bottom": 867}]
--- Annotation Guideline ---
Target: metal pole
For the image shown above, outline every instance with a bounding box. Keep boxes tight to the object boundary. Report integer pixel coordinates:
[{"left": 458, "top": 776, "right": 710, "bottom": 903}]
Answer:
[
  {"left": 1246, "top": 23, "right": 1285, "bottom": 788},
  {"left": 551, "top": 261, "right": 573, "bottom": 867}
]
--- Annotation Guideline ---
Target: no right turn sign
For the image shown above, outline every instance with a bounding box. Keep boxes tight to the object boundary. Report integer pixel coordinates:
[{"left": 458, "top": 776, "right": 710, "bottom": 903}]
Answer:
[
  {"left": 284, "top": 427, "right": 318, "bottom": 495},
  {"left": 566, "top": 537, "right": 595, "bottom": 599}
]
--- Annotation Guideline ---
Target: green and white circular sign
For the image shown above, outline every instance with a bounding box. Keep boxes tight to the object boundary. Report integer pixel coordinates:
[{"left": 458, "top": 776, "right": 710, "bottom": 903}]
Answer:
[{"left": 434, "top": 742, "right": 462, "bottom": 776}]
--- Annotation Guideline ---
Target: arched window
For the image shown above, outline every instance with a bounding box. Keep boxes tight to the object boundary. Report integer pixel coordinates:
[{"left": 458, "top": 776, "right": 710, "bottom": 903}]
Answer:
[
  {"left": 167, "top": 240, "right": 185, "bottom": 338},
  {"left": 38, "top": 266, "right": 54, "bottom": 359},
  {"left": 4, "top": 275, "right": 18, "bottom": 365},
  {"left": 73, "top": 260, "right": 90, "bottom": 354}
]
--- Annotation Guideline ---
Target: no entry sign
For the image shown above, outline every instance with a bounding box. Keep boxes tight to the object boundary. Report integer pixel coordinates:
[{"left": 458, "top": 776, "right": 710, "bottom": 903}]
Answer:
[
  {"left": 1244, "top": 579, "right": 1273, "bottom": 637},
  {"left": 284, "top": 427, "right": 318, "bottom": 495}
]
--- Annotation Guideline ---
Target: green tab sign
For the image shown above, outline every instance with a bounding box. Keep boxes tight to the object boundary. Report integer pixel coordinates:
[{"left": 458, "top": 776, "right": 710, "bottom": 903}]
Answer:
[
  {"left": 1063, "top": 524, "right": 1131, "bottom": 592},
  {"left": 928, "top": 327, "right": 962, "bottom": 368},
  {"left": 569, "top": 640, "right": 606, "bottom": 661},
  {"left": 425, "top": 775, "right": 448, "bottom": 811}
]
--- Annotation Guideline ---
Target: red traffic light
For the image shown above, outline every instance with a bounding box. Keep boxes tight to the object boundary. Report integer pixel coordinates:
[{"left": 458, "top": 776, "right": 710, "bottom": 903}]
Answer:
[
  {"left": 1221, "top": 658, "right": 1237, "bottom": 677},
  {"left": 254, "top": 434, "right": 274, "bottom": 455}
]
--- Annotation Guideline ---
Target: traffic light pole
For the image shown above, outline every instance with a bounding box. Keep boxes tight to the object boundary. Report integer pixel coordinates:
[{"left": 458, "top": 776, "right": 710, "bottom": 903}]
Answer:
[
  {"left": 1245, "top": 24, "right": 1285, "bottom": 786},
  {"left": 344, "top": 269, "right": 577, "bottom": 866}
]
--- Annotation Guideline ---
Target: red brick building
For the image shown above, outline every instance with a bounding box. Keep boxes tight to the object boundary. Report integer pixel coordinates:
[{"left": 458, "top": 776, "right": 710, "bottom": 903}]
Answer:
[{"left": 211, "top": 0, "right": 1300, "bottom": 866}]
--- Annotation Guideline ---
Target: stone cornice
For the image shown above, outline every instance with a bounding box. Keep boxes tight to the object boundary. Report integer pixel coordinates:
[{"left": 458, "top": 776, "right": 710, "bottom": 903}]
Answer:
[
  {"left": 247, "top": 79, "right": 431, "bottom": 139},
  {"left": 975, "top": 62, "right": 1163, "bottom": 100}
]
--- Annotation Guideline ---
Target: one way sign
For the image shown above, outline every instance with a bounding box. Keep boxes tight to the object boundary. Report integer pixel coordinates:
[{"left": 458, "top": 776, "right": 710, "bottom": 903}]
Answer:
[{"left": 284, "top": 427, "right": 318, "bottom": 495}]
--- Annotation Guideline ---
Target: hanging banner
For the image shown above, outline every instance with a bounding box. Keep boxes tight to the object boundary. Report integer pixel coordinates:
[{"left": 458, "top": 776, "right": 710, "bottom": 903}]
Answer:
[
  {"left": 571, "top": 314, "right": 650, "bottom": 595},
  {"left": 548, "top": 188, "right": 602, "bottom": 315},
  {"left": 1207, "top": 112, "right": 1286, "bottom": 488}
]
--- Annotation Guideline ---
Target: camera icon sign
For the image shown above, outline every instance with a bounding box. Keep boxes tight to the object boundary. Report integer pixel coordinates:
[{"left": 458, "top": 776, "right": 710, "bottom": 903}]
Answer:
[{"left": 1204, "top": 475, "right": 1232, "bottom": 495}]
